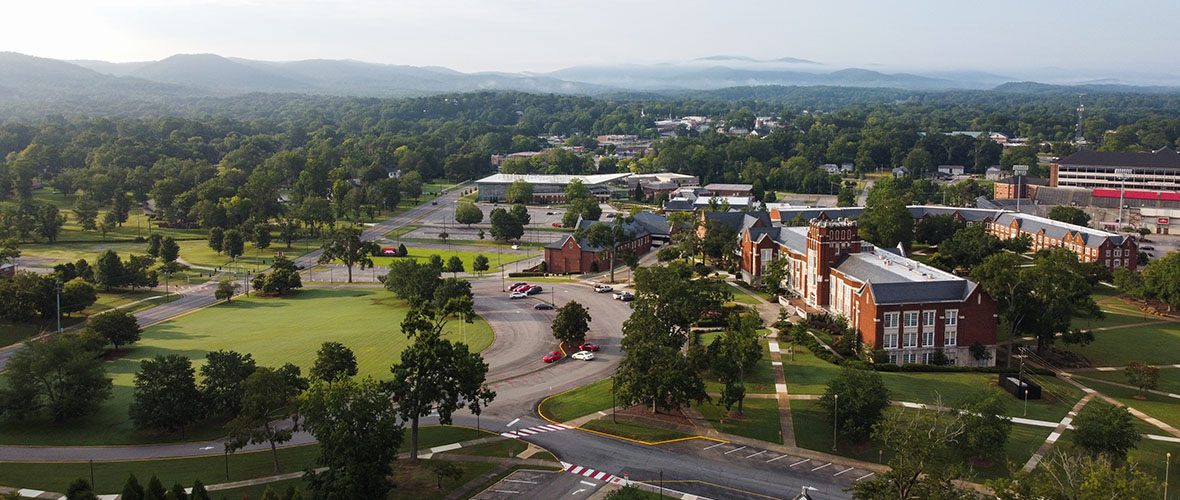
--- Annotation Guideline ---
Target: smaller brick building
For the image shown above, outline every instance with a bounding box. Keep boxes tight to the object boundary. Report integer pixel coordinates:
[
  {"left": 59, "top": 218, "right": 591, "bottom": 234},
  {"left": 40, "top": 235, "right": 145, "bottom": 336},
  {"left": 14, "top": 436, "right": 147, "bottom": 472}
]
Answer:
[{"left": 544, "top": 219, "right": 654, "bottom": 274}]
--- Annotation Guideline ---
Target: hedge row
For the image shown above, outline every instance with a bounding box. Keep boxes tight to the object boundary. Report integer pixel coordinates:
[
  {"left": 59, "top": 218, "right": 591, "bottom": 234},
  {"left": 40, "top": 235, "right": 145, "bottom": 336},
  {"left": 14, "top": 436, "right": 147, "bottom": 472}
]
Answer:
[{"left": 792, "top": 329, "right": 1056, "bottom": 376}]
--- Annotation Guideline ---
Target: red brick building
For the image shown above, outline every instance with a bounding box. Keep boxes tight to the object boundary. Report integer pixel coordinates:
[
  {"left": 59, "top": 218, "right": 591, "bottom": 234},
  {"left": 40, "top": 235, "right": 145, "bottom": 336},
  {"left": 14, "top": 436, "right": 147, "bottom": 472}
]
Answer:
[
  {"left": 739, "top": 216, "right": 998, "bottom": 366},
  {"left": 544, "top": 219, "right": 655, "bottom": 274}
]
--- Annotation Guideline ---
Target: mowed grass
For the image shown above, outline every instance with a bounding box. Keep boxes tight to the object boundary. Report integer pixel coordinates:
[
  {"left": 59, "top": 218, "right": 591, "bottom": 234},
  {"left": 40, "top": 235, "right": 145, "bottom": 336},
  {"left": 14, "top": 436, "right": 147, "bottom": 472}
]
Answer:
[
  {"left": 365, "top": 248, "right": 537, "bottom": 272},
  {"left": 1081, "top": 367, "right": 1180, "bottom": 394},
  {"left": 176, "top": 238, "right": 318, "bottom": 271},
  {"left": 1074, "top": 377, "right": 1180, "bottom": 431},
  {"left": 696, "top": 397, "right": 782, "bottom": 444},
  {"left": 539, "top": 377, "right": 614, "bottom": 422},
  {"left": 0, "top": 289, "right": 493, "bottom": 446},
  {"left": 783, "top": 347, "right": 1083, "bottom": 422},
  {"left": 1064, "top": 321, "right": 1180, "bottom": 367},
  {"left": 0, "top": 425, "right": 493, "bottom": 493},
  {"left": 702, "top": 337, "right": 776, "bottom": 394}
]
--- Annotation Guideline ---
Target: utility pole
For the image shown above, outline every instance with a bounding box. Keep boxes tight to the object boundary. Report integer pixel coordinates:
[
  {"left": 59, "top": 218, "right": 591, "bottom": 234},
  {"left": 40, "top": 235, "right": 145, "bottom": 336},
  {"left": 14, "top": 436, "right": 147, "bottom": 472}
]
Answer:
[
  {"left": 832, "top": 393, "right": 839, "bottom": 451},
  {"left": 1116, "top": 168, "right": 1133, "bottom": 228},
  {"left": 1013, "top": 165, "right": 1029, "bottom": 213},
  {"left": 55, "top": 278, "right": 62, "bottom": 334}
]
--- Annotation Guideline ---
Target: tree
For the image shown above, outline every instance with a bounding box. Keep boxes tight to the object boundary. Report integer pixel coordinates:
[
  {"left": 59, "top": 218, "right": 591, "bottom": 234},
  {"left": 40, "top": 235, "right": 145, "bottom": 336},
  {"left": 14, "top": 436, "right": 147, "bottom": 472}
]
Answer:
[
  {"left": 1072, "top": 403, "right": 1139, "bottom": 462},
  {"left": 199, "top": 350, "right": 257, "bottom": 417},
  {"left": 454, "top": 202, "right": 483, "bottom": 227},
  {"left": 129, "top": 354, "right": 201, "bottom": 435},
  {"left": 279, "top": 219, "right": 300, "bottom": 249},
  {"left": 989, "top": 451, "right": 1160, "bottom": 500},
  {"left": 1125, "top": 362, "right": 1159, "bottom": 394},
  {"left": 311, "top": 341, "right": 358, "bottom": 383},
  {"left": 111, "top": 191, "right": 130, "bottom": 226},
  {"left": 226, "top": 366, "right": 307, "bottom": 473},
  {"left": 120, "top": 474, "right": 146, "bottom": 500},
  {"left": 710, "top": 313, "right": 763, "bottom": 414},
  {"left": 859, "top": 196, "right": 913, "bottom": 249},
  {"left": 400, "top": 171, "right": 423, "bottom": 202},
  {"left": 221, "top": 229, "right": 244, "bottom": 260},
  {"left": 552, "top": 301, "right": 592, "bottom": 347},
  {"left": 956, "top": 390, "right": 1012, "bottom": 464},
  {"left": 251, "top": 257, "right": 303, "bottom": 295},
  {"left": 145, "top": 476, "right": 166, "bottom": 500},
  {"left": 214, "top": 279, "right": 239, "bottom": 302},
  {"left": 85, "top": 308, "right": 141, "bottom": 349},
  {"left": 168, "top": 483, "right": 189, "bottom": 500},
  {"left": 317, "top": 227, "right": 379, "bottom": 283},
  {"left": 0, "top": 334, "right": 112, "bottom": 422},
  {"left": 159, "top": 236, "right": 179, "bottom": 265},
  {"left": 73, "top": 192, "right": 98, "bottom": 231},
  {"left": 445, "top": 255, "right": 464, "bottom": 277},
  {"left": 146, "top": 233, "right": 163, "bottom": 258},
  {"left": 913, "top": 214, "right": 962, "bottom": 245},
  {"left": 208, "top": 227, "right": 224, "bottom": 255},
  {"left": 488, "top": 207, "right": 524, "bottom": 242},
  {"left": 60, "top": 277, "right": 97, "bottom": 316},
  {"left": 189, "top": 480, "right": 210, "bottom": 500},
  {"left": 427, "top": 461, "right": 463, "bottom": 488},
  {"left": 66, "top": 478, "right": 97, "bottom": 500},
  {"left": 850, "top": 406, "right": 976, "bottom": 500},
  {"left": 701, "top": 219, "right": 738, "bottom": 268},
  {"left": 254, "top": 224, "right": 272, "bottom": 251},
  {"left": 818, "top": 364, "right": 889, "bottom": 442},
  {"left": 390, "top": 307, "right": 494, "bottom": 460},
  {"left": 1142, "top": 251, "right": 1180, "bottom": 311},
  {"left": 503, "top": 179, "right": 534, "bottom": 203},
  {"left": 1048, "top": 205, "right": 1092, "bottom": 227},
  {"left": 581, "top": 218, "right": 634, "bottom": 282},
  {"left": 299, "top": 377, "right": 404, "bottom": 500},
  {"left": 472, "top": 254, "right": 489, "bottom": 274},
  {"left": 36, "top": 203, "right": 66, "bottom": 243},
  {"left": 99, "top": 210, "right": 118, "bottom": 239}
]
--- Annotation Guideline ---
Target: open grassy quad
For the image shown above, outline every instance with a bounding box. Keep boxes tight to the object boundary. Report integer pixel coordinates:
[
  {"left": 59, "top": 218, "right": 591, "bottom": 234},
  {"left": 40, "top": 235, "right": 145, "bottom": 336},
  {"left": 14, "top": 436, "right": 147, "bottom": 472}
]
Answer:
[
  {"left": 2, "top": 190, "right": 204, "bottom": 244},
  {"left": 699, "top": 334, "right": 776, "bottom": 395},
  {"left": 1061, "top": 321, "right": 1180, "bottom": 367},
  {"left": 790, "top": 399, "right": 1052, "bottom": 480},
  {"left": 696, "top": 397, "right": 782, "bottom": 444},
  {"left": 539, "top": 377, "right": 615, "bottom": 422},
  {"left": 1073, "top": 377, "right": 1180, "bottom": 431},
  {"left": 783, "top": 347, "right": 1084, "bottom": 422},
  {"left": 365, "top": 248, "right": 537, "bottom": 272},
  {"left": 1082, "top": 366, "right": 1180, "bottom": 394},
  {"left": 174, "top": 238, "right": 320, "bottom": 272},
  {"left": 0, "top": 288, "right": 493, "bottom": 446}
]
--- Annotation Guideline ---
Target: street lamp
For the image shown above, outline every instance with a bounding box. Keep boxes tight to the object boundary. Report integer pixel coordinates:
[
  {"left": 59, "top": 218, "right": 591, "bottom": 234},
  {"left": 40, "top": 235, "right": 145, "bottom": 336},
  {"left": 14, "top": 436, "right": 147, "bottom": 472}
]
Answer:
[
  {"left": 1115, "top": 168, "right": 1133, "bottom": 228},
  {"left": 1166, "top": 452, "right": 1172, "bottom": 500},
  {"left": 832, "top": 393, "right": 839, "bottom": 451},
  {"left": 1013, "top": 165, "right": 1029, "bottom": 213},
  {"left": 55, "top": 278, "right": 62, "bottom": 334}
]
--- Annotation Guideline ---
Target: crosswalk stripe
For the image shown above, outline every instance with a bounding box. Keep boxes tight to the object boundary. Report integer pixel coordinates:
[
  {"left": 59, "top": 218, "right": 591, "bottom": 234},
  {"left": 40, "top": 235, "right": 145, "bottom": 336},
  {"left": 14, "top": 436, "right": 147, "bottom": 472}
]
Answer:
[{"left": 570, "top": 466, "right": 584, "bottom": 474}]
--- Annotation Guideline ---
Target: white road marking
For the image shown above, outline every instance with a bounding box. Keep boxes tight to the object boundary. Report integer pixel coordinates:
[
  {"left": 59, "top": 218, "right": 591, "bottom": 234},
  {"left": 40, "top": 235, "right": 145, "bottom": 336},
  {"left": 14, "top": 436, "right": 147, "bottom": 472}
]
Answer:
[
  {"left": 703, "top": 442, "right": 727, "bottom": 450},
  {"left": 491, "top": 489, "right": 521, "bottom": 494},
  {"left": 580, "top": 480, "right": 596, "bottom": 486},
  {"left": 430, "top": 443, "right": 461, "bottom": 453},
  {"left": 199, "top": 446, "right": 214, "bottom": 450},
  {"left": 724, "top": 446, "right": 748, "bottom": 454},
  {"left": 571, "top": 488, "right": 586, "bottom": 495},
  {"left": 771, "top": 361, "right": 782, "bottom": 366},
  {"left": 594, "top": 471, "right": 608, "bottom": 480},
  {"left": 507, "top": 418, "right": 520, "bottom": 427},
  {"left": 834, "top": 466, "right": 855, "bottom": 476},
  {"left": 811, "top": 462, "right": 832, "bottom": 472},
  {"left": 766, "top": 454, "right": 788, "bottom": 463},
  {"left": 790, "top": 459, "right": 809, "bottom": 467},
  {"left": 570, "top": 466, "right": 584, "bottom": 474},
  {"left": 855, "top": 472, "right": 875, "bottom": 481},
  {"left": 504, "top": 479, "right": 537, "bottom": 484},
  {"left": 746, "top": 450, "right": 768, "bottom": 459}
]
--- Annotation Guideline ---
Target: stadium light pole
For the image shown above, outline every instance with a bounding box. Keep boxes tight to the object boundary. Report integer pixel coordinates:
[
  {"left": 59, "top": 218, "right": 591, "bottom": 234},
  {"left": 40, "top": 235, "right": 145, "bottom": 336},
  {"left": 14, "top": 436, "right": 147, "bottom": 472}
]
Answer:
[
  {"left": 1115, "top": 168, "right": 1133, "bottom": 228},
  {"left": 1013, "top": 164, "right": 1029, "bottom": 213}
]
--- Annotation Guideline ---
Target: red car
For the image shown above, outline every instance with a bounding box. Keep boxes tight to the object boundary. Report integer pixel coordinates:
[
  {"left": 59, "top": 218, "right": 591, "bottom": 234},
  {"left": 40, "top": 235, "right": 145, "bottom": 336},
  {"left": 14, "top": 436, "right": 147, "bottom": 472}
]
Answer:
[
  {"left": 552, "top": 223, "right": 561, "bottom": 227},
  {"left": 579, "top": 342, "right": 600, "bottom": 352},
  {"left": 509, "top": 282, "right": 527, "bottom": 289},
  {"left": 510, "top": 283, "right": 531, "bottom": 292},
  {"left": 543, "top": 351, "right": 562, "bottom": 363}
]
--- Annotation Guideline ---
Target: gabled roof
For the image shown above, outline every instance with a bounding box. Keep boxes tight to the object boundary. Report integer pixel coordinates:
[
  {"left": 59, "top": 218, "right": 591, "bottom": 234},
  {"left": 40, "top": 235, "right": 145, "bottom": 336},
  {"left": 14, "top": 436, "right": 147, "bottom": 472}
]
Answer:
[
  {"left": 833, "top": 248, "right": 978, "bottom": 305},
  {"left": 993, "top": 212, "right": 1124, "bottom": 247},
  {"left": 1057, "top": 147, "right": 1180, "bottom": 169},
  {"left": 704, "top": 211, "right": 772, "bottom": 232},
  {"left": 747, "top": 225, "right": 808, "bottom": 253},
  {"left": 547, "top": 218, "right": 652, "bottom": 252},
  {"left": 662, "top": 198, "right": 695, "bottom": 211},
  {"left": 704, "top": 183, "right": 754, "bottom": 192},
  {"left": 631, "top": 211, "right": 670, "bottom": 237}
]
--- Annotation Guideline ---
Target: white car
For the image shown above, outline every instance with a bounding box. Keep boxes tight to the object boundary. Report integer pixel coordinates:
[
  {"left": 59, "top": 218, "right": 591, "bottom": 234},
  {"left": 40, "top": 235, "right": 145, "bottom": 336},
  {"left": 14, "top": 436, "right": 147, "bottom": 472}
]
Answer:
[
  {"left": 593, "top": 284, "right": 613, "bottom": 293},
  {"left": 509, "top": 291, "right": 527, "bottom": 299},
  {"left": 511, "top": 244, "right": 520, "bottom": 250},
  {"left": 571, "top": 350, "right": 595, "bottom": 361}
]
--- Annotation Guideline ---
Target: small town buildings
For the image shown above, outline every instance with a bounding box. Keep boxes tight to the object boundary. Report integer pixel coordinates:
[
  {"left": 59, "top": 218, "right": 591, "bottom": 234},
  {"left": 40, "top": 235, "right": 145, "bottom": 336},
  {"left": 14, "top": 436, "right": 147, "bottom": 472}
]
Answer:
[
  {"left": 543, "top": 218, "right": 655, "bottom": 274},
  {"left": 892, "top": 166, "right": 910, "bottom": 178},
  {"left": 703, "top": 183, "right": 755, "bottom": 197},
  {"left": 985, "top": 166, "right": 1005, "bottom": 180},
  {"left": 474, "top": 173, "right": 631, "bottom": 203},
  {"left": 1051, "top": 147, "right": 1180, "bottom": 192},
  {"left": 938, "top": 165, "right": 965, "bottom": 176},
  {"left": 992, "top": 176, "right": 1048, "bottom": 199}
]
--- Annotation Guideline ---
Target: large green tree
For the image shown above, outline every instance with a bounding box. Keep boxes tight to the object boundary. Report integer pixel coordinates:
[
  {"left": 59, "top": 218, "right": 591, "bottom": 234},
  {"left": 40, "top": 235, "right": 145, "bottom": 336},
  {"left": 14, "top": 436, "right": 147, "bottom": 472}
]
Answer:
[
  {"left": 199, "top": 350, "right": 257, "bottom": 417},
  {"left": 300, "top": 377, "right": 404, "bottom": 500},
  {"left": 0, "top": 333, "right": 112, "bottom": 422},
  {"left": 317, "top": 227, "right": 379, "bottom": 283},
  {"left": 1047, "top": 205, "right": 1092, "bottom": 227},
  {"left": 850, "top": 407, "right": 976, "bottom": 500},
  {"left": 989, "top": 451, "right": 1159, "bottom": 500},
  {"left": 454, "top": 202, "right": 483, "bottom": 227},
  {"left": 709, "top": 312, "right": 763, "bottom": 414},
  {"left": 551, "top": 300, "right": 592, "bottom": 347},
  {"left": 819, "top": 364, "right": 890, "bottom": 442},
  {"left": 1071, "top": 403, "right": 1139, "bottom": 462},
  {"left": 84, "top": 308, "right": 141, "bottom": 349},
  {"left": 129, "top": 354, "right": 201, "bottom": 435},
  {"left": 226, "top": 365, "right": 308, "bottom": 473},
  {"left": 310, "top": 341, "right": 358, "bottom": 383},
  {"left": 503, "top": 179, "right": 533, "bottom": 204},
  {"left": 488, "top": 207, "right": 524, "bottom": 242}
]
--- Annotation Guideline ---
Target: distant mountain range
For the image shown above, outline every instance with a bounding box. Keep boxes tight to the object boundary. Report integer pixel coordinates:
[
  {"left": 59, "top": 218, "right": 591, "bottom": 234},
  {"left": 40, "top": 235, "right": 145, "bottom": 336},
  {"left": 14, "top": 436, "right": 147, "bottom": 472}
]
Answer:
[{"left": 1, "top": 51, "right": 1178, "bottom": 106}]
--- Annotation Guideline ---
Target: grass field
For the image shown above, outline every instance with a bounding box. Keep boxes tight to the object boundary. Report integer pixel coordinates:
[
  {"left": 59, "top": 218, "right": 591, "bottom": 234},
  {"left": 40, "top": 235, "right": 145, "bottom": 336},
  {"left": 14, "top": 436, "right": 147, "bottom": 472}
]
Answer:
[
  {"left": 0, "top": 290, "right": 177, "bottom": 346},
  {"left": 1074, "top": 377, "right": 1180, "bottom": 431},
  {"left": 1054, "top": 429, "right": 1173, "bottom": 485},
  {"left": 365, "top": 248, "right": 537, "bottom": 272},
  {"left": 702, "top": 337, "right": 776, "bottom": 395},
  {"left": 1062, "top": 321, "right": 1180, "bottom": 367},
  {"left": 440, "top": 438, "right": 527, "bottom": 459},
  {"left": 696, "top": 397, "right": 782, "bottom": 444},
  {"left": 175, "top": 238, "right": 319, "bottom": 271},
  {"left": 581, "top": 419, "right": 694, "bottom": 443},
  {"left": 0, "top": 289, "right": 494, "bottom": 446},
  {"left": 783, "top": 347, "right": 1083, "bottom": 422},
  {"left": 539, "top": 377, "right": 615, "bottom": 423},
  {"left": 1081, "top": 367, "right": 1180, "bottom": 394}
]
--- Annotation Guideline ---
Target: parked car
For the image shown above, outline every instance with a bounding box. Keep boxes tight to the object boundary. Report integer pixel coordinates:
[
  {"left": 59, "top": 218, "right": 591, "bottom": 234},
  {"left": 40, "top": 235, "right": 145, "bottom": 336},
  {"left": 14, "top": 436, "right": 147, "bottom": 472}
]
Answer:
[
  {"left": 526, "top": 285, "right": 543, "bottom": 295},
  {"left": 543, "top": 351, "right": 562, "bottom": 363},
  {"left": 1142, "top": 245, "right": 1155, "bottom": 251},
  {"left": 511, "top": 244, "right": 520, "bottom": 250},
  {"left": 593, "top": 284, "right": 613, "bottom": 293},
  {"left": 545, "top": 211, "right": 554, "bottom": 215},
  {"left": 578, "top": 342, "right": 600, "bottom": 352},
  {"left": 509, "top": 291, "right": 527, "bottom": 299},
  {"left": 571, "top": 351, "right": 595, "bottom": 361},
  {"left": 432, "top": 201, "right": 438, "bottom": 205},
  {"left": 510, "top": 283, "right": 531, "bottom": 292},
  {"left": 552, "top": 223, "right": 561, "bottom": 227},
  {"left": 605, "top": 213, "right": 615, "bottom": 218},
  {"left": 612, "top": 291, "right": 634, "bottom": 301},
  {"left": 534, "top": 302, "right": 554, "bottom": 310},
  {"left": 509, "top": 282, "right": 528, "bottom": 290}
]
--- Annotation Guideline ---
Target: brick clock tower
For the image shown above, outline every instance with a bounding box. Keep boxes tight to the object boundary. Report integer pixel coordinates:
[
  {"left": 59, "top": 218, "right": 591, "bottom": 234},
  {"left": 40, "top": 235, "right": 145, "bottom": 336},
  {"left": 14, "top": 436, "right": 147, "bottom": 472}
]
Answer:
[{"left": 805, "top": 217, "right": 861, "bottom": 308}]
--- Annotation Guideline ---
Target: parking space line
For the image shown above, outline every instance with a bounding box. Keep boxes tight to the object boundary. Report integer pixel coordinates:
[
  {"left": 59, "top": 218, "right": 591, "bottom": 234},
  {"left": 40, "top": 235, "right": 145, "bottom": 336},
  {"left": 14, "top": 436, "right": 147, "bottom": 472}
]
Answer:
[
  {"left": 766, "top": 454, "right": 788, "bottom": 463},
  {"left": 855, "top": 472, "right": 875, "bottom": 481},
  {"left": 833, "top": 467, "right": 855, "bottom": 476},
  {"left": 810, "top": 462, "right": 832, "bottom": 472},
  {"left": 724, "top": 446, "right": 748, "bottom": 455},
  {"left": 703, "top": 442, "right": 727, "bottom": 451},
  {"left": 746, "top": 450, "right": 768, "bottom": 459},
  {"left": 504, "top": 479, "right": 537, "bottom": 484},
  {"left": 790, "top": 459, "right": 809, "bottom": 467}
]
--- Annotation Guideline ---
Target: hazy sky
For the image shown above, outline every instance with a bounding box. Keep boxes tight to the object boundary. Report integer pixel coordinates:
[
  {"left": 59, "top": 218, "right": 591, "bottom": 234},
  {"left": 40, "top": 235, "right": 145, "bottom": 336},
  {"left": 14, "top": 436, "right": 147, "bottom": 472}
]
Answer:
[{"left": 4, "top": 0, "right": 1177, "bottom": 74}]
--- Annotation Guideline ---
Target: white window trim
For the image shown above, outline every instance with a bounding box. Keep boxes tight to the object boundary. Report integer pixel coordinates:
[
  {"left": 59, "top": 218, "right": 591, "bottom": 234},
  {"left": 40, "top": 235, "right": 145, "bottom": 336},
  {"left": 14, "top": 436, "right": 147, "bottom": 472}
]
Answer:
[
  {"left": 903, "top": 311, "right": 919, "bottom": 329},
  {"left": 922, "top": 310, "right": 936, "bottom": 328},
  {"left": 944, "top": 331, "right": 957, "bottom": 347},
  {"left": 944, "top": 309, "right": 958, "bottom": 326},
  {"left": 883, "top": 312, "right": 899, "bottom": 329}
]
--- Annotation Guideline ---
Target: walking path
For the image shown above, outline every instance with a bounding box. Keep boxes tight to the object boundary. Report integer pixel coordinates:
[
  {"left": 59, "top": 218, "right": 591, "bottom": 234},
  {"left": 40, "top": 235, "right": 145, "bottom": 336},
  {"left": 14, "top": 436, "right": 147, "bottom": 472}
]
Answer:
[{"left": 1022, "top": 395, "right": 1091, "bottom": 472}]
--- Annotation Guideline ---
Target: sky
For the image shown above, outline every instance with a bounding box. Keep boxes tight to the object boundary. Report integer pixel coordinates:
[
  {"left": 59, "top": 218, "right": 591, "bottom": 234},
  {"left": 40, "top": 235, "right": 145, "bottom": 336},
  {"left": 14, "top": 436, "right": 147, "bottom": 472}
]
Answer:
[{"left": 3, "top": 0, "right": 1178, "bottom": 76}]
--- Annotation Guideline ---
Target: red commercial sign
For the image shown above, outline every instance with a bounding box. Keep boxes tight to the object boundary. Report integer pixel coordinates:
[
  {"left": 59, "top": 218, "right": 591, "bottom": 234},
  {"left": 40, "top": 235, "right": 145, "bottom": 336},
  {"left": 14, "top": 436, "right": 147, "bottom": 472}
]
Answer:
[{"left": 1160, "top": 217, "right": 1171, "bottom": 224}]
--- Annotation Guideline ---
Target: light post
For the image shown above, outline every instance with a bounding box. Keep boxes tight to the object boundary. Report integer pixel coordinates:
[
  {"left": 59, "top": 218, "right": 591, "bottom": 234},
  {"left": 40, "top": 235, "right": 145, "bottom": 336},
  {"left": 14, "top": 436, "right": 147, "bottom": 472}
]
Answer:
[
  {"left": 1166, "top": 452, "right": 1172, "bottom": 500},
  {"left": 1116, "top": 168, "right": 1133, "bottom": 228},
  {"left": 832, "top": 393, "right": 839, "bottom": 451},
  {"left": 1013, "top": 164, "right": 1029, "bottom": 213},
  {"left": 55, "top": 278, "right": 62, "bottom": 334},
  {"left": 611, "top": 375, "right": 617, "bottom": 423}
]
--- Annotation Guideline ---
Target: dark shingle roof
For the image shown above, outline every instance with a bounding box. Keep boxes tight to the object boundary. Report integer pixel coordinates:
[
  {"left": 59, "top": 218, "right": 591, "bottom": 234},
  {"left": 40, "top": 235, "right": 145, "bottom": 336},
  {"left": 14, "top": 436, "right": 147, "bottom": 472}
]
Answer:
[
  {"left": 662, "top": 199, "right": 695, "bottom": 211},
  {"left": 631, "top": 211, "right": 670, "bottom": 237},
  {"left": 548, "top": 218, "right": 652, "bottom": 252},
  {"left": 703, "top": 211, "right": 771, "bottom": 232},
  {"left": 1057, "top": 147, "right": 1180, "bottom": 169}
]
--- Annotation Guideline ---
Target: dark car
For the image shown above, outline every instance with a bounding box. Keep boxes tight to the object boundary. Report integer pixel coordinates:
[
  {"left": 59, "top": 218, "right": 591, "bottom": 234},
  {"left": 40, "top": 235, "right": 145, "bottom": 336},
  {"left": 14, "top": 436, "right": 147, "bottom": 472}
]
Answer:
[
  {"left": 526, "top": 285, "right": 543, "bottom": 295},
  {"left": 432, "top": 201, "right": 438, "bottom": 205},
  {"left": 543, "top": 351, "right": 562, "bottom": 363},
  {"left": 534, "top": 302, "right": 554, "bottom": 310},
  {"left": 578, "top": 342, "right": 600, "bottom": 352}
]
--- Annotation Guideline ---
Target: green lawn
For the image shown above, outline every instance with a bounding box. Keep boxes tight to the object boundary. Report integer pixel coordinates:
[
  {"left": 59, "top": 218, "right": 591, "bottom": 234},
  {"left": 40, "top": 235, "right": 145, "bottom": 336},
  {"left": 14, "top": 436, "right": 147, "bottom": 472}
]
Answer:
[
  {"left": 1062, "top": 321, "right": 1180, "bottom": 367},
  {"left": 0, "top": 289, "right": 494, "bottom": 446},
  {"left": 581, "top": 419, "right": 694, "bottom": 443},
  {"left": 402, "top": 238, "right": 551, "bottom": 251},
  {"left": 1074, "top": 377, "right": 1180, "bottom": 431},
  {"left": 440, "top": 438, "right": 527, "bottom": 459},
  {"left": 783, "top": 348, "right": 1082, "bottom": 422},
  {"left": 703, "top": 339, "right": 776, "bottom": 394},
  {"left": 2, "top": 190, "right": 205, "bottom": 244},
  {"left": 696, "top": 397, "right": 782, "bottom": 444},
  {"left": 539, "top": 377, "right": 615, "bottom": 422},
  {"left": 365, "top": 248, "right": 537, "bottom": 273},
  {"left": 1082, "top": 367, "right": 1180, "bottom": 395},
  {"left": 0, "top": 290, "right": 176, "bottom": 346},
  {"left": 176, "top": 238, "right": 318, "bottom": 272}
]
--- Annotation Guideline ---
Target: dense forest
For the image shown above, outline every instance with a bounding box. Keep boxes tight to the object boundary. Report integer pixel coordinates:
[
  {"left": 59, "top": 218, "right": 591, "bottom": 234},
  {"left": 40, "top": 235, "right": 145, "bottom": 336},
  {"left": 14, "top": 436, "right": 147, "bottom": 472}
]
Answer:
[{"left": 3, "top": 88, "right": 1180, "bottom": 242}]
